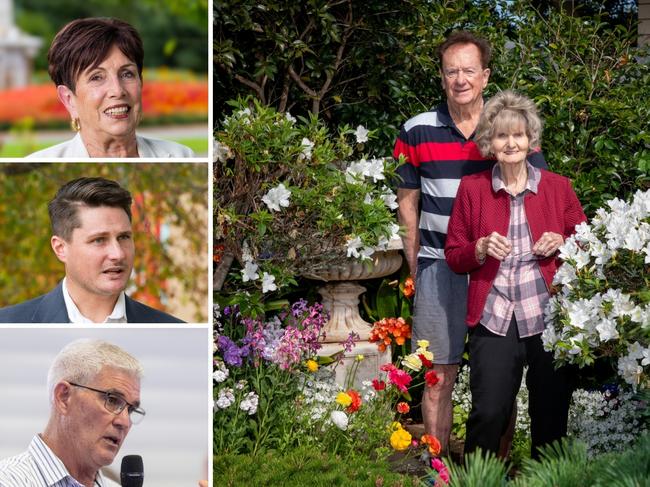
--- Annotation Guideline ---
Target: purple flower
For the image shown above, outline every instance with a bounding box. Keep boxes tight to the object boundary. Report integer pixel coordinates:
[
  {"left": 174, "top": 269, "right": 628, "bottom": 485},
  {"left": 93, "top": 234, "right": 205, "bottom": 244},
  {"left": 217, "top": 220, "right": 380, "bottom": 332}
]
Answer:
[
  {"left": 217, "top": 335, "right": 243, "bottom": 367},
  {"left": 341, "top": 331, "right": 360, "bottom": 353}
]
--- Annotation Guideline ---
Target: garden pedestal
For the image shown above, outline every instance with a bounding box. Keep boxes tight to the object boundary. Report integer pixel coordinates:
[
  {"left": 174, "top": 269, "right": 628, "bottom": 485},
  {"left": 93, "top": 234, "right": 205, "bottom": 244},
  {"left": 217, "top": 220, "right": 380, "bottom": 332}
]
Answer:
[
  {"left": 307, "top": 240, "right": 403, "bottom": 389},
  {"left": 318, "top": 341, "right": 392, "bottom": 390}
]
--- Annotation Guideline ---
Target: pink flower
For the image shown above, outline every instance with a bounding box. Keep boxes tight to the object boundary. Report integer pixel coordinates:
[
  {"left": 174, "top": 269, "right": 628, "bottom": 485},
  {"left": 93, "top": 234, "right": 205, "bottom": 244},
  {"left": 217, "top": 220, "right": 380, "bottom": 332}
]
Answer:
[
  {"left": 388, "top": 368, "right": 412, "bottom": 392},
  {"left": 380, "top": 363, "right": 397, "bottom": 372},
  {"left": 431, "top": 458, "right": 450, "bottom": 484}
]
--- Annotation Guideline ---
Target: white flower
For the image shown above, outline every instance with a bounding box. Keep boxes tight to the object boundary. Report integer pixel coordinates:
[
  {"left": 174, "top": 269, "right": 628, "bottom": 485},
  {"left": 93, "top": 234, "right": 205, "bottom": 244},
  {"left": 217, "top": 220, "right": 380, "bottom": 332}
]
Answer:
[
  {"left": 345, "top": 159, "right": 369, "bottom": 184},
  {"left": 239, "top": 391, "right": 259, "bottom": 415},
  {"left": 553, "top": 263, "right": 577, "bottom": 286},
  {"left": 261, "top": 272, "right": 277, "bottom": 293},
  {"left": 216, "top": 388, "right": 235, "bottom": 409},
  {"left": 359, "top": 246, "right": 374, "bottom": 261},
  {"left": 237, "top": 108, "right": 251, "bottom": 117},
  {"left": 381, "top": 186, "right": 399, "bottom": 209},
  {"left": 330, "top": 410, "right": 349, "bottom": 430},
  {"left": 354, "top": 125, "right": 369, "bottom": 143},
  {"left": 285, "top": 112, "right": 296, "bottom": 124},
  {"left": 595, "top": 318, "right": 619, "bottom": 342},
  {"left": 300, "top": 137, "right": 314, "bottom": 160},
  {"left": 262, "top": 183, "right": 291, "bottom": 212},
  {"left": 366, "top": 158, "right": 385, "bottom": 182},
  {"left": 213, "top": 140, "right": 232, "bottom": 163},
  {"left": 363, "top": 194, "right": 373, "bottom": 205},
  {"left": 389, "top": 223, "right": 400, "bottom": 240},
  {"left": 213, "top": 363, "right": 229, "bottom": 383},
  {"left": 241, "top": 261, "right": 259, "bottom": 282},
  {"left": 346, "top": 236, "right": 363, "bottom": 258}
]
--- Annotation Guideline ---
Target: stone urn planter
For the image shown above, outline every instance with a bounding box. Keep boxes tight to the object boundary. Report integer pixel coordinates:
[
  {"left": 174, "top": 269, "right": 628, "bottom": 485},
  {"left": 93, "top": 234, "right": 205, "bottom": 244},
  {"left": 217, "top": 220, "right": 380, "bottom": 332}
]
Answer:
[{"left": 305, "top": 239, "right": 403, "bottom": 388}]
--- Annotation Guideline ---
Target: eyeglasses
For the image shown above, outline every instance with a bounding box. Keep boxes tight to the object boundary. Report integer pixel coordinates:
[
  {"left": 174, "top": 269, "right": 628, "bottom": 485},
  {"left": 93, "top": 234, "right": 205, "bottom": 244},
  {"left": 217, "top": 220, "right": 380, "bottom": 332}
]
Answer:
[
  {"left": 442, "top": 68, "right": 483, "bottom": 79},
  {"left": 68, "top": 382, "right": 146, "bottom": 424}
]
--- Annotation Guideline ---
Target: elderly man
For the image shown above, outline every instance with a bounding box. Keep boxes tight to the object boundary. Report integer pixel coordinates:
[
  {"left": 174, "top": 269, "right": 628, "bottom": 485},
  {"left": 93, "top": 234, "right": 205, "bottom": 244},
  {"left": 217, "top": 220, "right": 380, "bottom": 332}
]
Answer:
[
  {"left": 0, "top": 177, "right": 182, "bottom": 323},
  {"left": 394, "top": 31, "right": 547, "bottom": 453},
  {"left": 0, "top": 339, "right": 143, "bottom": 486}
]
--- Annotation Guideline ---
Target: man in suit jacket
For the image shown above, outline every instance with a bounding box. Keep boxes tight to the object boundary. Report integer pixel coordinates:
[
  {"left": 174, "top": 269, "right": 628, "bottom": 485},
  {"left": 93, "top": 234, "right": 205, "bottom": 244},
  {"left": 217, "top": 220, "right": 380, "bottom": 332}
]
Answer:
[{"left": 0, "top": 177, "right": 183, "bottom": 323}]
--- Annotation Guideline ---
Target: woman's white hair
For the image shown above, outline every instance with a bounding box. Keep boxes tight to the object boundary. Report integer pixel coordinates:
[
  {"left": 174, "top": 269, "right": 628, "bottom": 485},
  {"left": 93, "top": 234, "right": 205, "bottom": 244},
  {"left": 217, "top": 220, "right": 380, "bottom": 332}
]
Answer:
[
  {"left": 475, "top": 89, "right": 543, "bottom": 157},
  {"left": 47, "top": 338, "right": 143, "bottom": 403}
]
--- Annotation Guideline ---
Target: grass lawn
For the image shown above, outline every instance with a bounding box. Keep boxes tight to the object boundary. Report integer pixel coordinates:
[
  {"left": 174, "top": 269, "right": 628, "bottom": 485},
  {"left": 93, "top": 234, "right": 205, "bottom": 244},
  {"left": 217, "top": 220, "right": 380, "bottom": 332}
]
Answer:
[
  {"left": 0, "top": 137, "right": 209, "bottom": 158},
  {"left": 215, "top": 447, "right": 424, "bottom": 487}
]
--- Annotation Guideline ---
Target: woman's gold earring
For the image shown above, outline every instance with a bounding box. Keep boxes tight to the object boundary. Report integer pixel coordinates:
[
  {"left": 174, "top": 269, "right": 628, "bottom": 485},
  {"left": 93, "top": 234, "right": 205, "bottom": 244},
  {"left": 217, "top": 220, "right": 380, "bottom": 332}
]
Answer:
[{"left": 70, "top": 118, "right": 81, "bottom": 132}]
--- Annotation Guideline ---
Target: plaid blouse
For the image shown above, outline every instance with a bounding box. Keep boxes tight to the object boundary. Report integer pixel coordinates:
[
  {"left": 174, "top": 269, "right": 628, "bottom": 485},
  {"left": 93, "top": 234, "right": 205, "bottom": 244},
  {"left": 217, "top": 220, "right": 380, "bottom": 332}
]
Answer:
[{"left": 481, "top": 162, "right": 549, "bottom": 337}]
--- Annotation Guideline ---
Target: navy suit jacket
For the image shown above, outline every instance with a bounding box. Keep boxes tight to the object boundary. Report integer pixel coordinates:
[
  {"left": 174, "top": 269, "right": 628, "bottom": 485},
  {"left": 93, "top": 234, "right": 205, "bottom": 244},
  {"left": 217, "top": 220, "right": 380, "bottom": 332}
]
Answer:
[{"left": 0, "top": 282, "right": 184, "bottom": 323}]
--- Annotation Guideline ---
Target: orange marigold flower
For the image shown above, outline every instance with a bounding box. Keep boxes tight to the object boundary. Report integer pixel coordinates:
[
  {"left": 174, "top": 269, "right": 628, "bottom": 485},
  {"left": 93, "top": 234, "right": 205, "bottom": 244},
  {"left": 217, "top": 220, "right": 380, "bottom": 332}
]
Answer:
[
  {"left": 396, "top": 402, "right": 410, "bottom": 414},
  {"left": 421, "top": 434, "right": 442, "bottom": 456},
  {"left": 402, "top": 276, "right": 415, "bottom": 298}
]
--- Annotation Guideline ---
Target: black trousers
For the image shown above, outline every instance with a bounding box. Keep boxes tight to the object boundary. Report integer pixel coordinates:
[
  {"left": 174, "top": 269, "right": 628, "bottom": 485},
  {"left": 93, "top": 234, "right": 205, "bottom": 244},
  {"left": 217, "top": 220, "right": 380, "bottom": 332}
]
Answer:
[{"left": 464, "top": 317, "right": 574, "bottom": 460}]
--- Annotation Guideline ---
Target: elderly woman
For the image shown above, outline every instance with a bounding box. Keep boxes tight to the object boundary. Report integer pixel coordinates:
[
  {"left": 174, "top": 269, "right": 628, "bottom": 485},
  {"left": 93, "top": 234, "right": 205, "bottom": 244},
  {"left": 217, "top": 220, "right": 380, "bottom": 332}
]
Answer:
[
  {"left": 28, "top": 18, "right": 194, "bottom": 158},
  {"left": 445, "top": 90, "right": 586, "bottom": 459}
]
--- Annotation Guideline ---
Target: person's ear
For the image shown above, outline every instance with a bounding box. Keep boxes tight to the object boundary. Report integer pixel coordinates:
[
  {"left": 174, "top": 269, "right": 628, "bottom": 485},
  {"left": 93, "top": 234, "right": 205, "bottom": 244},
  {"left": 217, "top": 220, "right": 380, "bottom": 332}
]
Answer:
[
  {"left": 56, "top": 85, "right": 79, "bottom": 119},
  {"left": 52, "top": 381, "right": 73, "bottom": 414},
  {"left": 51, "top": 235, "right": 68, "bottom": 263},
  {"left": 482, "top": 68, "right": 491, "bottom": 89}
]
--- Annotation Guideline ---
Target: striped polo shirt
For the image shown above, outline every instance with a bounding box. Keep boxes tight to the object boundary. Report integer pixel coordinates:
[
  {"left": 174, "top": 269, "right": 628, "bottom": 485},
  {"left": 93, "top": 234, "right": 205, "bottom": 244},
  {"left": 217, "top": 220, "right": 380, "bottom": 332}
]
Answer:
[
  {"left": 394, "top": 103, "right": 547, "bottom": 261},
  {"left": 0, "top": 435, "right": 116, "bottom": 487}
]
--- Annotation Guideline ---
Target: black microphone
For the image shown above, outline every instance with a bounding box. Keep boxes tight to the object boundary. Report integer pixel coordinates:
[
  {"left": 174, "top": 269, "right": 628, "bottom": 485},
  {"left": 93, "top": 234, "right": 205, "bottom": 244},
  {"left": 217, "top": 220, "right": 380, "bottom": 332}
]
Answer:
[{"left": 121, "top": 455, "right": 144, "bottom": 487}]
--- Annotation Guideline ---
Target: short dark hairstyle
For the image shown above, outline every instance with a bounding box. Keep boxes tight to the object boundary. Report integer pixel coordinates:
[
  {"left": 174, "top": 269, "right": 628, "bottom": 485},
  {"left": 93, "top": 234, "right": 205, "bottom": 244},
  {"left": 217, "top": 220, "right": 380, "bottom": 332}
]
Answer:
[
  {"left": 437, "top": 31, "right": 492, "bottom": 69},
  {"left": 48, "top": 177, "right": 133, "bottom": 241},
  {"left": 48, "top": 17, "right": 144, "bottom": 92}
]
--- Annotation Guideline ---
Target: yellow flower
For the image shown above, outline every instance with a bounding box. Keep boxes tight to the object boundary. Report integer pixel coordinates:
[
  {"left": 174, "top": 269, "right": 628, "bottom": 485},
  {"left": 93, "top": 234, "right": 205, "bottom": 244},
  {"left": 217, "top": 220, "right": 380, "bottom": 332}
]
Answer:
[
  {"left": 401, "top": 353, "right": 422, "bottom": 372},
  {"left": 336, "top": 391, "right": 352, "bottom": 407},
  {"left": 306, "top": 359, "right": 319, "bottom": 372},
  {"left": 356, "top": 354, "right": 365, "bottom": 362},
  {"left": 417, "top": 340, "right": 430, "bottom": 349},
  {"left": 416, "top": 349, "right": 434, "bottom": 362},
  {"left": 390, "top": 427, "right": 412, "bottom": 451},
  {"left": 390, "top": 421, "right": 403, "bottom": 432}
]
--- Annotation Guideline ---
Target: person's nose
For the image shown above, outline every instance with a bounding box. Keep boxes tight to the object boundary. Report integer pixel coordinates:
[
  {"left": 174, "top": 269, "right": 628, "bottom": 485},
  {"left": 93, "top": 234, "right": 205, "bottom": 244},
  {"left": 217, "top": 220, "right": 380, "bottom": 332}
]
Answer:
[
  {"left": 454, "top": 70, "right": 467, "bottom": 85},
  {"left": 107, "top": 239, "right": 126, "bottom": 261},
  {"left": 113, "top": 406, "right": 132, "bottom": 428},
  {"left": 107, "top": 73, "right": 127, "bottom": 98}
]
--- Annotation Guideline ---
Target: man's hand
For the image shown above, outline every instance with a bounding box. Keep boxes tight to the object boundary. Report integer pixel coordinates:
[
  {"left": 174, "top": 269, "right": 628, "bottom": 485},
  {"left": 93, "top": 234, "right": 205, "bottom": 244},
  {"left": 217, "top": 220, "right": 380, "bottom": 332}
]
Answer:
[{"left": 532, "top": 231, "right": 564, "bottom": 257}]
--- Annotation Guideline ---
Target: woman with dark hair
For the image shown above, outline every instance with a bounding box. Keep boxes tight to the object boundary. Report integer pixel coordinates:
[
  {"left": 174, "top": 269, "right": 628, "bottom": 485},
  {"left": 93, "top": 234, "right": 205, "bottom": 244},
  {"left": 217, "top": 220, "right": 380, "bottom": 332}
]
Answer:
[
  {"left": 445, "top": 90, "right": 586, "bottom": 459},
  {"left": 28, "top": 17, "right": 194, "bottom": 158}
]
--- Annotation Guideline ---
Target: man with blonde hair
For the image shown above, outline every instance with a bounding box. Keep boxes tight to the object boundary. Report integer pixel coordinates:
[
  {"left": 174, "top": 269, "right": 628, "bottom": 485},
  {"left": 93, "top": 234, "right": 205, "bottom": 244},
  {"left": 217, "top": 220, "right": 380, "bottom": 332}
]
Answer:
[{"left": 0, "top": 339, "right": 144, "bottom": 487}]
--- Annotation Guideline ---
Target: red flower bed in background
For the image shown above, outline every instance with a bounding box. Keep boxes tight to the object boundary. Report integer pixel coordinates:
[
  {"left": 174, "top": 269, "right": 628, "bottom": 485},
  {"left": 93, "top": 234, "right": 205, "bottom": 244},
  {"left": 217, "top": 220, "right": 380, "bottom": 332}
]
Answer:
[{"left": 0, "top": 80, "right": 208, "bottom": 125}]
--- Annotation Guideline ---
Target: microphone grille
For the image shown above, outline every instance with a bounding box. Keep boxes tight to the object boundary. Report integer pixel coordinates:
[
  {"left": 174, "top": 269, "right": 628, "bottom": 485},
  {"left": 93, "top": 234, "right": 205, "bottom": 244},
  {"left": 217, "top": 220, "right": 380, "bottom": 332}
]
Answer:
[{"left": 120, "top": 455, "right": 144, "bottom": 487}]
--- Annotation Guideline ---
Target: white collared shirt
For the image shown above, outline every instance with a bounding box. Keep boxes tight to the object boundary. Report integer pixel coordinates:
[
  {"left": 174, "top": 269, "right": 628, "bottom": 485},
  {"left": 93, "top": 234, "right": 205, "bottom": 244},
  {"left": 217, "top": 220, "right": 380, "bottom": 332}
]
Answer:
[
  {"left": 0, "top": 434, "right": 118, "bottom": 486},
  {"left": 62, "top": 278, "right": 127, "bottom": 324}
]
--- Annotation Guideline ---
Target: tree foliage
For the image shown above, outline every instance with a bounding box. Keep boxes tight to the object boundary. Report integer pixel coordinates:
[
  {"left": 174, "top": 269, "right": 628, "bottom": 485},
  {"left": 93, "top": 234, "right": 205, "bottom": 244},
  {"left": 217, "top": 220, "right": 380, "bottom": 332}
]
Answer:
[
  {"left": 0, "top": 163, "right": 208, "bottom": 322},
  {"left": 214, "top": 0, "right": 649, "bottom": 215}
]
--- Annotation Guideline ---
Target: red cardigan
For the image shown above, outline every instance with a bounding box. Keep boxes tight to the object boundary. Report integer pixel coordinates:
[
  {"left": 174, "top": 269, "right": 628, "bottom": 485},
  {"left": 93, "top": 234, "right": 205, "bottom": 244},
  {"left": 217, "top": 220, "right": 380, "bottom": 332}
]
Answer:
[{"left": 444, "top": 169, "right": 586, "bottom": 326}]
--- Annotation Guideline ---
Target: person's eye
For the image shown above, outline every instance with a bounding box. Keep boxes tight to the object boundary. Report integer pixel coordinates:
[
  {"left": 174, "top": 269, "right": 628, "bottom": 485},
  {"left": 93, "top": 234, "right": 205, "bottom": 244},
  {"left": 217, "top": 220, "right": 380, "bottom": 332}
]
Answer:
[
  {"left": 106, "top": 394, "right": 124, "bottom": 409},
  {"left": 118, "top": 234, "right": 132, "bottom": 241},
  {"left": 89, "top": 73, "right": 103, "bottom": 82},
  {"left": 92, "top": 237, "right": 106, "bottom": 244},
  {"left": 121, "top": 70, "right": 136, "bottom": 79}
]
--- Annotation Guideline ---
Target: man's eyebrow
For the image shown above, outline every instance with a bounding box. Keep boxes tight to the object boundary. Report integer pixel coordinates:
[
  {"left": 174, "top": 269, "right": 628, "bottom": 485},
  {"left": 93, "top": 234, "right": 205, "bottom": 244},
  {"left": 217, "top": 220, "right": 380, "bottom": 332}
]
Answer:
[{"left": 107, "top": 389, "right": 141, "bottom": 407}]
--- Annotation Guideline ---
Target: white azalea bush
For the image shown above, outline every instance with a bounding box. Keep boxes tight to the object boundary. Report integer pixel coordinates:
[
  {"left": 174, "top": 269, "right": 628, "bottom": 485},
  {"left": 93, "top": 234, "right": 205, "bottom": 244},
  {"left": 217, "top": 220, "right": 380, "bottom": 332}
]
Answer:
[
  {"left": 214, "top": 97, "right": 401, "bottom": 307},
  {"left": 542, "top": 189, "right": 650, "bottom": 388}
]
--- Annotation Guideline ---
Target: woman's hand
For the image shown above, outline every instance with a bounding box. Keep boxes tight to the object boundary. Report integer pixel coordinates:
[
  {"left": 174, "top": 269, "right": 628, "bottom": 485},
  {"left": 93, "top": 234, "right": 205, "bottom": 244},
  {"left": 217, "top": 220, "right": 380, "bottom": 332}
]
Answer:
[
  {"left": 532, "top": 231, "right": 564, "bottom": 257},
  {"left": 476, "top": 232, "right": 512, "bottom": 262}
]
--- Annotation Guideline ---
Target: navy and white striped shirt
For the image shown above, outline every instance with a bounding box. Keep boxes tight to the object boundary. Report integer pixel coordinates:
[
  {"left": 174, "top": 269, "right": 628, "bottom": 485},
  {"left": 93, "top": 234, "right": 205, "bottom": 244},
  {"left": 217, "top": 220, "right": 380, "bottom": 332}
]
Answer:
[
  {"left": 0, "top": 435, "right": 116, "bottom": 487},
  {"left": 394, "top": 103, "right": 547, "bottom": 261}
]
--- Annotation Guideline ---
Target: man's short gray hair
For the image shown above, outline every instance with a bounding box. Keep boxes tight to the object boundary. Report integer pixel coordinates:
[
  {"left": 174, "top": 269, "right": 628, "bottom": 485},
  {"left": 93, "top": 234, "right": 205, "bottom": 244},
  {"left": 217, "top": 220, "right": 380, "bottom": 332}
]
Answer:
[
  {"left": 475, "top": 90, "right": 543, "bottom": 157},
  {"left": 47, "top": 338, "right": 143, "bottom": 403}
]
